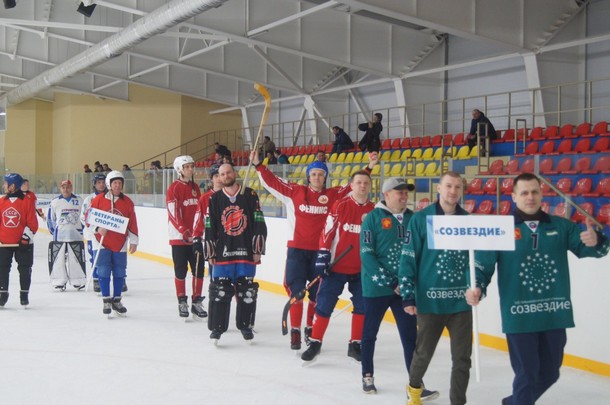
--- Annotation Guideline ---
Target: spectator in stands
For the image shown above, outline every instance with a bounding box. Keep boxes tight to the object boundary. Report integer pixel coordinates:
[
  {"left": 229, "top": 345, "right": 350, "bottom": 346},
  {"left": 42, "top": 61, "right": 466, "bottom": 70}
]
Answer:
[
  {"left": 84, "top": 164, "right": 92, "bottom": 173},
  {"left": 266, "top": 151, "right": 278, "bottom": 165},
  {"left": 331, "top": 126, "right": 354, "bottom": 153},
  {"left": 260, "top": 136, "right": 276, "bottom": 160},
  {"left": 214, "top": 142, "right": 231, "bottom": 159},
  {"left": 102, "top": 163, "right": 111, "bottom": 173},
  {"left": 467, "top": 109, "right": 497, "bottom": 156},
  {"left": 274, "top": 149, "right": 289, "bottom": 164},
  {"left": 316, "top": 151, "right": 327, "bottom": 163},
  {"left": 94, "top": 163, "right": 104, "bottom": 173},
  {"left": 358, "top": 113, "right": 383, "bottom": 153}
]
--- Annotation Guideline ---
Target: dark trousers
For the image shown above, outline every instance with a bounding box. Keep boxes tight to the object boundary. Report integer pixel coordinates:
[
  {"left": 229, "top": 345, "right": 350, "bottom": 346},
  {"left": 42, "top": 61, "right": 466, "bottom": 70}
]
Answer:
[
  {"left": 361, "top": 294, "right": 417, "bottom": 377},
  {"left": 409, "top": 310, "right": 472, "bottom": 405},
  {"left": 503, "top": 329, "right": 567, "bottom": 405},
  {"left": 0, "top": 245, "right": 34, "bottom": 291},
  {"left": 315, "top": 273, "right": 363, "bottom": 318},
  {"left": 172, "top": 245, "right": 205, "bottom": 279}
]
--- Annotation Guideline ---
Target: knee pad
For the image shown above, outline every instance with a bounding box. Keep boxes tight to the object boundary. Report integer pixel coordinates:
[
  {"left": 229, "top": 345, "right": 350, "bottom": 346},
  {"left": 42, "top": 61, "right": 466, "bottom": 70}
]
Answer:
[
  {"left": 235, "top": 277, "right": 259, "bottom": 330},
  {"left": 208, "top": 278, "right": 234, "bottom": 333}
]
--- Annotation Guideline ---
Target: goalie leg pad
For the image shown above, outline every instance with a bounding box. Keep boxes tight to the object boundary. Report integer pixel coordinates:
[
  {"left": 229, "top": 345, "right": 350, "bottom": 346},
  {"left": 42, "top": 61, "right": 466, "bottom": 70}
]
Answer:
[
  {"left": 235, "top": 277, "right": 259, "bottom": 330},
  {"left": 48, "top": 242, "right": 68, "bottom": 287},
  {"left": 207, "top": 278, "right": 234, "bottom": 333},
  {"left": 67, "top": 241, "right": 87, "bottom": 286}
]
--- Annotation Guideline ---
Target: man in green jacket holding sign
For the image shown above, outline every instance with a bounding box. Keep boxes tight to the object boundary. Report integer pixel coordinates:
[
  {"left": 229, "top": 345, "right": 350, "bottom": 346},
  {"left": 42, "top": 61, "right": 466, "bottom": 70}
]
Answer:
[{"left": 466, "top": 173, "right": 609, "bottom": 405}]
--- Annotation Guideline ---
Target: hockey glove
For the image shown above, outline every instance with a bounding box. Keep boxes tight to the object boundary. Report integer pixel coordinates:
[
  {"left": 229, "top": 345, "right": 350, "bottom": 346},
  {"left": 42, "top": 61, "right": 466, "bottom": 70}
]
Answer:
[
  {"left": 315, "top": 250, "right": 332, "bottom": 278},
  {"left": 192, "top": 238, "right": 204, "bottom": 257},
  {"left": 20, "top": 234, "right": 31, "bottom": 246}
]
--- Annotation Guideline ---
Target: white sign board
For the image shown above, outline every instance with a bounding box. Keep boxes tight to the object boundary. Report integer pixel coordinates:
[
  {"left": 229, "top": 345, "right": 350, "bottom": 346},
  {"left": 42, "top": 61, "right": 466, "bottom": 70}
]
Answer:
[
  {"left": 426, "top": 215, "right": 515, "bottom": 251},
  {"left": 36, "top": 198, "right": 51, "bottom": 210},
  {"left": 87, "top": 208, "right": 128, "bottom": 234}
]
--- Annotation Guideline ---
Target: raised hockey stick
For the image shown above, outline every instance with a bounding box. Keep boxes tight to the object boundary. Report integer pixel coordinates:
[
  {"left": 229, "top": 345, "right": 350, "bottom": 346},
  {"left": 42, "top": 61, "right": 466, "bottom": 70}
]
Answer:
[
  {"left": 240, "top": 83, "right": 271, "bottom": 195},
  {"left": 281, "top": 245, "right": 353, "bottom": 335}
]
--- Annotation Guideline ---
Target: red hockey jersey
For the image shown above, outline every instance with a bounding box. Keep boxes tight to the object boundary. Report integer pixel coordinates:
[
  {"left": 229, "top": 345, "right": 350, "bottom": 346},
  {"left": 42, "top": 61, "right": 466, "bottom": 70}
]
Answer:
[
  {"left": 319, "top": 195, "right": 374, "bottom": 275},
  {"left": 166, "top": 179, "right": 201, "bottom": 245},
  {"left": 192, "top": 189, "right": 215, "bottom": 239},
  {"left": 0, "top": 191, "right": 39, "bottom": 244},
  {"left": 256, "top": 165, "right": 354, "bottom": 251},
  {"left": 89, "top": 192, "right": 138, "bottom": 252}
]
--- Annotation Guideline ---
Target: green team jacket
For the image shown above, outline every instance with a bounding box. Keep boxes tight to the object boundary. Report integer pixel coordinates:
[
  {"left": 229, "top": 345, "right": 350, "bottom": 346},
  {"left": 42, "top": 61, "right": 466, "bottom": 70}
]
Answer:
[
  {"left": 360, "top": 202, "right": 413, "bottom": 298},
  {"left": 475, "top": 211, "right": 609, "bottom": 334},
  {"left": 399, "top": 202, "right": 471, "bottom": 315}
]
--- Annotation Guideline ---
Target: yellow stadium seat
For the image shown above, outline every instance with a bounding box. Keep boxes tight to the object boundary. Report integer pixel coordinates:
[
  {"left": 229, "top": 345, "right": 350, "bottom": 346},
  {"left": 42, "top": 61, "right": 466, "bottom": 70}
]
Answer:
[
  {"left": 468, "top": 146, "right": 479, "bottom": 158},
  {"left": 390, "top": 150, "right": 402, "bottom": 162},
  {"left": 400, "top": 150, "right": 412, "bottom": 161},
  {"left": 291, "top": 166, "right": 302, "bottom": 178},
  {"left": 432, "top": 148, "right": 443, "bottom": 161},
  {"left": 288, "top": 156, "right": 296, "bottom": 164},
  {"left": 446, "top": 146, "right": 457, "bottom": 158},
  {"left": 405, "top": 161, "right": 415, "bottom": 175},
  {"left": 383, "top": 163, "right": 391, "bottom": 176},
  {"left": 421, "top": 148, "right": 434, "bottom": 161},
  {"left": 339, "top": 178, "right": 349, "bottom": 186},
  {"left": 380, "top": 150, "right": 392, "bottom": 162},
  {"left": 305, "top": 154, "right": 315, "bottom": 164},
  {"left": 456, "top": 145, "right": 470, "bottom": 160},
  {"left": 262, "top": 157, "right": 269, "bottom": 165},
  {"left": 292, "top": 155, "right": 302, "bottom": 165},
  {"left": 297, "top": 179, "right": 305, "bottom": 185},
  {"left": 371, "top": 164, "right": 381, "bottom": 176},
  {"left": 330, "top": 165, "right": 343, "bottom": 178},
  {"left": 331, "top": 179, "right": 340, "bottom": 188},
  {"left": 349, "top": 165, "right": 362, "bottom": 176},
  {"left": 424, "top": 162, "right": 439, "bottom": 176},
  {"left": 400, "top": 165, "right": 407, "bottom": 176},
  {"left": 353, "top": 152, "right": 364, "bottom": 163},
  {"left": 390, "top": 163, "right": 403, "bottom": 176},
  {"left": 336, "top": 152, "right": 347, "bottom": 163},
  {"left": 411, "top": 148, "right": 423, "bottom": 160},
  {"left": 329, "top": 153, "right": 338, "bottom": 163},
  {"left": 344, "top": 152, "right": 355, "bottom": 164},
  {"left": 415, "top": 162, "right": 426, "bottom": 176},
  {"left": 340, "top": 165, "right": 352, "bottom": 178},
  {"left": 361, "top": 152, "right": 370, "bottom": 163},
  {"left": 238, "top": 168, "right": 246, "bottom": 178}
]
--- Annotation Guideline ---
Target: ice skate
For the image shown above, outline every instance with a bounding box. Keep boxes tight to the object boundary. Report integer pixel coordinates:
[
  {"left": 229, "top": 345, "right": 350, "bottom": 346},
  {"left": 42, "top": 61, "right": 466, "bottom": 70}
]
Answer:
[
  {"left": 290, "top": 328, "right": 301, "bottom": 350},
  {"left": 304, "top": 326, "right": 312, "bottom": 346},
  {"left": 111, "top": 297, "right": 127, "bottom": 317},
  {"left": 178, "top": 296, "right": 189, "bottom": 320},
  {"left": 102, "top": 298, "right": 112, "bottom": 316},
  {"left": 347, "top": 340, "right": 362, "bottom": 362},
  {"left": 0, "top": 291, "right": 8, "bottom": 307},
  {"left": 20, "top": 291, "right": 29, "bottom": 307},
  {"left": 241, "top": 328, "right": 254, "bottom": 343},
  {"left": 191, "top": 296, "right": 207, "bottom": 320},
  {"left": 362, "top": 376, "right": 377, "bottom": 394},
  {"left": 210, "top": 330, "right": 222, "bottom": 345},
  {"left": 93, "top": 279, "right": 101, "bottom": 293},
  {"left": 54, "top": 284, "right": 66, "bottom": 292},
  {"left": 301, "top": 340, "right": 322, "bottom": 364}
]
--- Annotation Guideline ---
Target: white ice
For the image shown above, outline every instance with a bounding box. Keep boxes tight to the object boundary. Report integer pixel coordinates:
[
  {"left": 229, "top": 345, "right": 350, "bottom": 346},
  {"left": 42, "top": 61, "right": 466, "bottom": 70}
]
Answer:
[{"left": 1, "top": 232, "right": 609, "bottom": 405}]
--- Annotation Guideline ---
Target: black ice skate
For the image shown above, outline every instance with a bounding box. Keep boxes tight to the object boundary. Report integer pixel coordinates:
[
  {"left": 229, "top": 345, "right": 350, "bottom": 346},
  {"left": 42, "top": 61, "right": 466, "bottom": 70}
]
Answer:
[
  {"left": 102, "top": 298, "right": 112, "bottom": 315},
  {"left": 178, "top": 296, "right": 189, "bottom": 319},
  {"left": 210, "top": 330, "right": 222, "bottom": 346},
  {"left": 301, "top": 340, "right": 322, "bottom": 362},
  {"left": 347, "top": 341, "right": 362, "bottom": 362},
  {"left": 290, "top": 328, "right": 301, "bottom": 350},
  {"left": 111, "top": 297, "right": 127, "bottom": 316},
  {"left": 191, "top": 296, "right": 207, "bottom": 319},
  {"left": 241, "top": 328, "right": 254, "bottom": 342},
  {"left": 20, "top": 291, "right": 29, "bottom": 307},
  {"left": 0, "top": 291, "right": 8, "bottom": 307}
]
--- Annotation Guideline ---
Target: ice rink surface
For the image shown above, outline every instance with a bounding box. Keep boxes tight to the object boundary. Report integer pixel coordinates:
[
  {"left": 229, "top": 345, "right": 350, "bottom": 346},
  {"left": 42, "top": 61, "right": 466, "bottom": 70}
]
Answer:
[{"left": 1, "top": 233, "right": 609, "bottom": 405}]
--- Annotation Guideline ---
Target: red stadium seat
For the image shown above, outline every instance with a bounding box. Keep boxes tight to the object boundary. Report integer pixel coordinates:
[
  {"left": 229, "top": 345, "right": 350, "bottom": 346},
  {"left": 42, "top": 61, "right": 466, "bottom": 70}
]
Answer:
[
  {"left": 571, "top": 203, "right": 594, "bottom": 223},
  {"left": 540, "top": 141, "right": 556, "bottom": 154},
  {"left": 499, "top": 200, "right": 512, "bottom": 215},
  {"left": 421, "top": 135, "right": 431, "bottom": 148},
  {"left": 483, "top": 178, "right": 498, "bottom": 195},
  {"left": 567, "top": 156, "right": 590, "bottom": 174},
  {"left": 475, "top": 200, "right": 494, "bottom": 215},
  {"left": 583, "top": 178, "right": 610, "bottom": 198},
  {"left": 505, "top": 160, "right": 520, "bottom": 174},
  {"left": 401, "top": 138, "right": 411, "bottom": 149},
  {"left": 570, "top": 178, "right": 592, "bottom": 196},
  {"left": 530, "top": 127, "right": 544, "bottom": 140},
  {"left": 503, "top": 129, "right": 515, "bottom": 143},
  {"left": 522, "top": 142, "right": 539, "bottom": 156},
  {"left": 463, "top": 199, "right": 476, "bottom": 213},
  {"left": 521, "top": 158, "right": 535, "bottom": 173},
  {"left": 305, "top": 145, "right": 313, "bottom": 155},
  {"left": 431, "top": 134, "right": 443, "bottom": 147},
  {"left": 381, "top": 139, "right": 392, "bottom": 150},
  {"left": 391, "top": 138, "right": 401, "bottom": 149},
  {"left": 572, "top": 138, "right": 592, "bottom": 154},
  {"left": 589, "top": 137, "right": 609, "bottom": 154},
  {"left": 583, "top": 156, "right": 610, "bottom": 174},
  {"left": 442, "top": 134, "right": 453, "bottom": 147},
  {"left": 552, "top": 202, "right": 567, "bottom": 217},
  {"left": 559, "top": 124, "right": 575, "bottom": 138},
  {"left": 544, "top": 126, "right": 560, "bottom": 139},
  {"left": 541, "top": 201, "right": 551, "bottom": 213},
  {"left": 411, "top": 137, "right": 422, "bottom": 149},
  {"left": 549, "top": 157, "right": 572, "bottom": 175},
  {"left": 416, "top": 198, "right": 430, "bottom": 211},
  {"left": 596, "top": 204, "right": 610, "bottom": 225},
  {"left": 575, "top": 122, "right": 591, "bottom": 137},
  {"left": 541, "top": 181, "right": 556, "bottom": 197},
  {"left": 555, "top": 178, "right": 572, "bottom": 195},
  {"left": 482, "top": 159, "right": 505, "bottom": 175},
  {"left": 539, "top": 158, "right": 554, "bottom": 174},
  {"left": 501, "top": 177, "right": 514, "bottom": 195},
  {"left": 551, "top": 139, "right": 573, "bottom": 155},
  {"left": 592, "top": 121, "right": 609, "bottom": 136},
  {"left": 466, "top": 178, "right": 484, "bottom": 195},
  {"left": 453, "top": 133, "right": 465, "bottom": 146}
]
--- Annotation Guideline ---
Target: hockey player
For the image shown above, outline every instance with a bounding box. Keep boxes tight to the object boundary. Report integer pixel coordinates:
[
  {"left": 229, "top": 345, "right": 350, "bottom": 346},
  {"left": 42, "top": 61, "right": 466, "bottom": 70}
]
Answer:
[
  {"left": 466, "top": 173, "right": 609, "bottom": 405},
  {"left": 203, "top": 163, "right": 267, "bottom": 342},
  {"left": 88, "top": 171, "right": 138, "bottom": 316},
  {"left": 192, "top": 164, "right": 222, "bottom": 281},
  {"left": 80, "top": 173, "right": 107, "bottom": 292},
  {"left": 21, "top": 179, "right": 46, "bottom": 220},
  {"left": 301, "top": 171, "right": 374, "bottom": 362},
  {"left": 400, "top": 171, "right": 471, "bottom": 405},
  {"left": 47, "top": 180, "right": 86, "bottom": 291},
  {"left": 0, "top": 173, "right": 39, "bottom": 307},
  {"left": 167, "top": 155, "right": 206, "bottom": 320},
  {"left": 359, "top": 178, "right": 438, "bottom": 400},
  {"left": 251, "top": 150, "right": 379, "bottom": 350}
]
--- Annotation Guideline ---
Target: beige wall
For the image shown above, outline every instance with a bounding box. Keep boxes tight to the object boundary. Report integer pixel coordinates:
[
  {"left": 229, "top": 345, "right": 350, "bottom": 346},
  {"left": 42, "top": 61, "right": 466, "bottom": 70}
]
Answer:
[{"left": 3, "top": 84, "right": 241, "bottom": 175}]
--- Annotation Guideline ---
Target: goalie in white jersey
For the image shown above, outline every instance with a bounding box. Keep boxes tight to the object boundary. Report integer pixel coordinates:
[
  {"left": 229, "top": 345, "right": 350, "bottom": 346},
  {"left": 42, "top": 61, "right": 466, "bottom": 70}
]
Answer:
[{"left": 47, "top": 180, "right": 86, "bottom": 290}]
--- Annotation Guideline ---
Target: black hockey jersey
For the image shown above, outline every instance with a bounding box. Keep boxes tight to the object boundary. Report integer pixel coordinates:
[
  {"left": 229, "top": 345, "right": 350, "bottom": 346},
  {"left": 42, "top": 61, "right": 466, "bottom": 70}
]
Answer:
[{"left": 204, "top": 185, "right": 267, "bottom": 265}]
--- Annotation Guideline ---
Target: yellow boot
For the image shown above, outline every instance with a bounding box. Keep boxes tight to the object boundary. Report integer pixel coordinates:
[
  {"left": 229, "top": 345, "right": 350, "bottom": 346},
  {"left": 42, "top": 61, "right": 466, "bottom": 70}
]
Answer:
[{"left": 407, "top": 385, "right": 423, "bottom": 405}]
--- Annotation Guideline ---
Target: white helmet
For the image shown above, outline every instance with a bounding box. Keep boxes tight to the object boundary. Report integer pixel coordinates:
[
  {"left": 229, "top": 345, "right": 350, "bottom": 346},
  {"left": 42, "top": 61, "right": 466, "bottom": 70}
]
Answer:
[
  {"left": 173, "top": 155, "right": 195, "bottom": 176},
  {"left": 105, "top": 170, "right": 124, "bottom": 189}
]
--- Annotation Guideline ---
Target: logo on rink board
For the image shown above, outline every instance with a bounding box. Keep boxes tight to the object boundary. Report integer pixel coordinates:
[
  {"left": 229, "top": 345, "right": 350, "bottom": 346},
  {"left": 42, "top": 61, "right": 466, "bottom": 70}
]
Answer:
[{"left": 87, "top": 208, "right": 128, "bottom": 234}]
